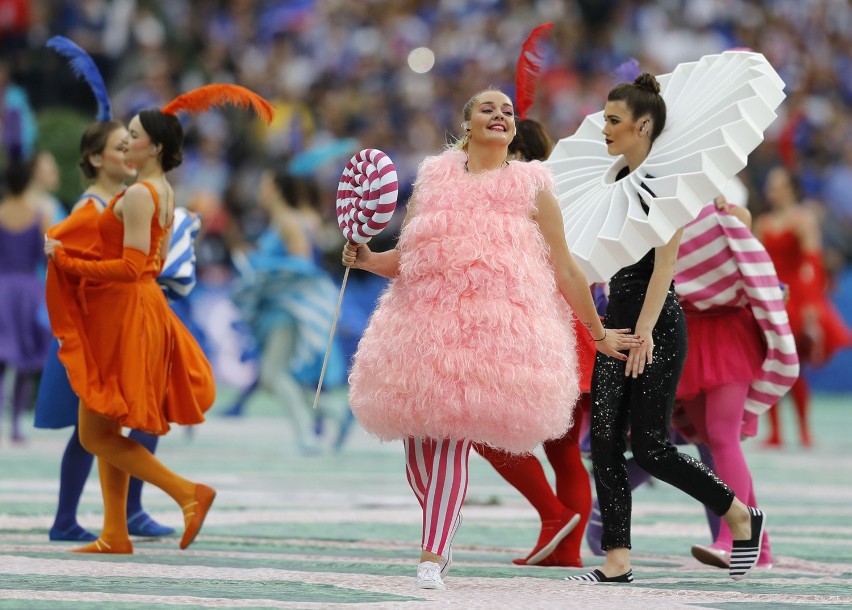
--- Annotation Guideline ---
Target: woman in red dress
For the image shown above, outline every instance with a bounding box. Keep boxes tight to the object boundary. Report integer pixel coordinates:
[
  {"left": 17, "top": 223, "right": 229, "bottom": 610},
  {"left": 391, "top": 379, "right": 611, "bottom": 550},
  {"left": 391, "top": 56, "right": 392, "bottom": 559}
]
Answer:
[{"left": 755, "top": 166, "right": 852, "bottom": 447}]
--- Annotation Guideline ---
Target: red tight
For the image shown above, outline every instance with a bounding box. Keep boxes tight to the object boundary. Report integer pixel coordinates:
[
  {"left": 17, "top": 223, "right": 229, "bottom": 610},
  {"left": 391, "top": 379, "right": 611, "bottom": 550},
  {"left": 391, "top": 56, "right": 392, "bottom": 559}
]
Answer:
[
  {"left": 475, "top": 395, "right": 591, "bottom": 563},
  {"left": 765, "top": 376, "right": 811, "bottom": 447}
]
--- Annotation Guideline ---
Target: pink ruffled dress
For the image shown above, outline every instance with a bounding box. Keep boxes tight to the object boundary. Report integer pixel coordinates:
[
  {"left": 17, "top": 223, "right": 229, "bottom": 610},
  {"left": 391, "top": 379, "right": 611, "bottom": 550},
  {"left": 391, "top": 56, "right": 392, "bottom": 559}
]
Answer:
[{"left": 349, "top": 150, "right": 580, "bottom": 453}]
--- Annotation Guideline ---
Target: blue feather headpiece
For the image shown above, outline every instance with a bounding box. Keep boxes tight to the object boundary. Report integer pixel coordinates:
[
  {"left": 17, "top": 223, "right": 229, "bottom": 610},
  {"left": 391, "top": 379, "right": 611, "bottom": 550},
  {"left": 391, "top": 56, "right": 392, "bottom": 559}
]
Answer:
[
  {"left": 612, "top": 58, "right": 642, "bottom": 85},
  {"left": 46, "top": 36, "right": 112, "bottom": 122}
]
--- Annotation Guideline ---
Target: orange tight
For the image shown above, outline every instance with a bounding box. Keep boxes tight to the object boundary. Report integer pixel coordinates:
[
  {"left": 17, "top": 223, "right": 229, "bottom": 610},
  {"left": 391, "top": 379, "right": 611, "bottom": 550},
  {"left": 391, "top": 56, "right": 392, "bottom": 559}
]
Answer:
[{"left": 75, "top": 403, "right": 197, "bottom": 551}]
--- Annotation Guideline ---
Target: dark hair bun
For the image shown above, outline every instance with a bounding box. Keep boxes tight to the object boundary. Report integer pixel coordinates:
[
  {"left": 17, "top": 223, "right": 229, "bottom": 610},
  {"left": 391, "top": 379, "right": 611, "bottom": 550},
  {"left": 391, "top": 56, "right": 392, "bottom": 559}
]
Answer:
[
  {"left": 138, "top": 109, "right": 184, "bottom": 171},
  {"left": 634, "top": 73, "right": 661, "bottom": 95}
]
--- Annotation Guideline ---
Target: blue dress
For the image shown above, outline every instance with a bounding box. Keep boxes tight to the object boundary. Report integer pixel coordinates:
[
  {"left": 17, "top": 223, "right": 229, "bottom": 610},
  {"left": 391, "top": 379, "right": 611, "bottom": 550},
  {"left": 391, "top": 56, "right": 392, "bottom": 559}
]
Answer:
[{"left": 232, "top": 227, "right": 346, "bottom": 388}]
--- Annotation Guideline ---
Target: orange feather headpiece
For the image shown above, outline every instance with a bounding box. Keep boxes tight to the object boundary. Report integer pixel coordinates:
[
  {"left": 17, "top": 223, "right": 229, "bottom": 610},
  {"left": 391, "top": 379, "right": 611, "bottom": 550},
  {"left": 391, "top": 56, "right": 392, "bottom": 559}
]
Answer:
[{"left": 162, "top": 84, "right": 275, "bottom": 124}]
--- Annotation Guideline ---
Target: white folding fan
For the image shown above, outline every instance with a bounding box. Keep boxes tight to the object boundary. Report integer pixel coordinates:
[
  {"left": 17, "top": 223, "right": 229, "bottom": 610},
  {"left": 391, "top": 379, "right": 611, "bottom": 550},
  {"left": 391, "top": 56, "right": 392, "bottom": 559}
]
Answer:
[{"left": 546, "top": 50, "right": 785, "bottom": 283}]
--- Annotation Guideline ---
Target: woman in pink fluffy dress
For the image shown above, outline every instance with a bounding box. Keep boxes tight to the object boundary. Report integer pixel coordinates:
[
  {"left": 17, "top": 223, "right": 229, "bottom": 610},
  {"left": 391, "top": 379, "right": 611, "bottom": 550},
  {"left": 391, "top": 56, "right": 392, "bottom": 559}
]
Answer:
[{"left": 342, "top": 89, "right": 641, "bottom": 591}]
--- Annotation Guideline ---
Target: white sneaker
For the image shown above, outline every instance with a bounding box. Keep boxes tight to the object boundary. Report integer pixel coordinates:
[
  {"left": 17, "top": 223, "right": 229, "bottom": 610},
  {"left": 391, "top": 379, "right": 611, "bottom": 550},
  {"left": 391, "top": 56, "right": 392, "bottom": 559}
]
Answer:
[
  {"left": 441, "top": 512, "right": 463, "bottom": 577},
  {"left": 416, "top": 561, "right": 447, "bottom": 590}
]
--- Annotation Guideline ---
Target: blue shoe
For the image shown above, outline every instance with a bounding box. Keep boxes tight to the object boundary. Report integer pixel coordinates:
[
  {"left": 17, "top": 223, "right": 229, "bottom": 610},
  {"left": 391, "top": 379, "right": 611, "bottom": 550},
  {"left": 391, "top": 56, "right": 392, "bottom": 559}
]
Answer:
[
  {"left": 127, "top": 510, "right": 176, "bottom": 537},
  {"left": 220, "top": 403, "right": 245, "bottom": 418},
  {"left": 49, "top": 523, "right": 97, "bottom": 542},
  {"left": 332, "top": 409, "right": 357, "bottom": 453}
]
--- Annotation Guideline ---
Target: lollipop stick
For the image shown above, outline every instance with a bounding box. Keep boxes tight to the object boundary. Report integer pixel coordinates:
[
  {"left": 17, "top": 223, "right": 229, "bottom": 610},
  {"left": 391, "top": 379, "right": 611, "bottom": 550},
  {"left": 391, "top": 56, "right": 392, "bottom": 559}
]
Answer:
[{"left": 313, "top": 265, "right": 350, "bottom": 410}]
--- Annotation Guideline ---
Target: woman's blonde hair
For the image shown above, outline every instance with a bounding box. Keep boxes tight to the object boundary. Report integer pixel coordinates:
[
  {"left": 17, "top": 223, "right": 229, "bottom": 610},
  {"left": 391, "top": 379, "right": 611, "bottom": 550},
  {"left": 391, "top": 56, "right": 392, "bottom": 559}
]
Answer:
[{"left": 447, "top": 87, "right": 503, "bottom": 151}]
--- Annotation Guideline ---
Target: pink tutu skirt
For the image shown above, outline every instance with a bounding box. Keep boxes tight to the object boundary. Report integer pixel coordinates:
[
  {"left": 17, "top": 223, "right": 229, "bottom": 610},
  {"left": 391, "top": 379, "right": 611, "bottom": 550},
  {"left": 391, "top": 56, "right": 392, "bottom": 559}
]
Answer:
[{"left": 677, "top": 306, "right": 765, "bottom": 399}]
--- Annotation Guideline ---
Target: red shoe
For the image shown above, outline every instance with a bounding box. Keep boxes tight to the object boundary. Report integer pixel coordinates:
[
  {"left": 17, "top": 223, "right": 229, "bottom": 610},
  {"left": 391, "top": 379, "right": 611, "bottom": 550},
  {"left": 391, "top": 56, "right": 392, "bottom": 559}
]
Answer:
[
  {"left": 180, "top": 484, "right": 216, "bottom": 550},
  {"left": 513, "top": 509, "right": 580, "bottom": 566},
  {"left": 534, "top": 543, "right": 584, "bottom": 567},
  {"left": 545, "top": 519, "right": 585, "bottom": 567},
  {"left": 760, "top": 437, "right": 783, "bottom": 449}
]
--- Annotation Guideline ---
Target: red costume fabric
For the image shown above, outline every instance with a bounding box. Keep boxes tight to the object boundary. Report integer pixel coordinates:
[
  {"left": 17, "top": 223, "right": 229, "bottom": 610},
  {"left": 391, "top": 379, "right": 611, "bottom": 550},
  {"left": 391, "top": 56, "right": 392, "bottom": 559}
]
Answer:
[{"left": 761, "top": 226, "right": 852, "bottom": 364}]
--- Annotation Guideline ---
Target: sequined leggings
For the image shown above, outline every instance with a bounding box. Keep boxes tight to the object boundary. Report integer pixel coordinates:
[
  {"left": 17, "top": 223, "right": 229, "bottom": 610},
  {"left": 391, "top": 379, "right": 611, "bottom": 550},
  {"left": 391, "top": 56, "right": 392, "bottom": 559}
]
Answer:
[{"left": 590, "top": 291, "right": 735, "bottom": 551}]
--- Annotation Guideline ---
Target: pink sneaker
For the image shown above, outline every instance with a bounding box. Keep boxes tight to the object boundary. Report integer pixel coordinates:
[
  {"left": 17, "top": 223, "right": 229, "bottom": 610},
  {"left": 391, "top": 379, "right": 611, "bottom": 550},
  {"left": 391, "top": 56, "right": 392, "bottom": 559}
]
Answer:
[{"left": 691, "top": 544, "right": 729, "bottom": 569}]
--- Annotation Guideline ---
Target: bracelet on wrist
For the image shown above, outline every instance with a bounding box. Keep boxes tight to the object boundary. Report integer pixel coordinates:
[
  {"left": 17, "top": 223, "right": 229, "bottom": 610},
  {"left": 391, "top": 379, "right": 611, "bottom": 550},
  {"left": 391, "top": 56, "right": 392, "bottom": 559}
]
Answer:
[{"left": 592, "top": 329, "right": 607, "bottom": 342}]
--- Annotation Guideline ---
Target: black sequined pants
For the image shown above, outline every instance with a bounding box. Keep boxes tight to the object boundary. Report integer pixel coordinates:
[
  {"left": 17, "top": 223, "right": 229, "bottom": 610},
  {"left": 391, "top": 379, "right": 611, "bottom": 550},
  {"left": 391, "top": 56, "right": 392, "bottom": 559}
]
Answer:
[{"left": 590, "top": 290, "right": 735, "bottom": 551}]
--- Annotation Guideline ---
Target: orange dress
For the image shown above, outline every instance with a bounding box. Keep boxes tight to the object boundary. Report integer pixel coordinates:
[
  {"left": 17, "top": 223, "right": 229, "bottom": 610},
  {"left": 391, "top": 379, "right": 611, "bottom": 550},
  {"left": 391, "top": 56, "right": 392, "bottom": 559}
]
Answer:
[{"left": 45, "top": 182, "right": 215, "bottom": 434}]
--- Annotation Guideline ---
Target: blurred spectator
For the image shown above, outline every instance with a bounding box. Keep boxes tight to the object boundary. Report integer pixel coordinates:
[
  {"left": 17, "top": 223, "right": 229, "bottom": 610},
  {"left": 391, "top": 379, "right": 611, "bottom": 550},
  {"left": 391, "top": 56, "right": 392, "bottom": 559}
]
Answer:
[
  {"left": 755, "top": 166, "right": 852, "bottom": 448},
  {"left": 26, "top": 150, "right": 65, "bottom": 223},
  {"left": 0, "top": 57, "right": 37, "bottom": 169}
]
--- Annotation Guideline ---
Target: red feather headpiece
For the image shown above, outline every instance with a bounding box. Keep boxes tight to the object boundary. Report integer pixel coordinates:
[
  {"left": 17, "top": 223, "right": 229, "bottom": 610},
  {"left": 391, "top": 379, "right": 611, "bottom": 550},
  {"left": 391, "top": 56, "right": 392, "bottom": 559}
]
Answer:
[
  {"left": 162, "top": 84, "right": 275, "bottom": 124},
  {"left": 515, "top": 22, "right": 553, "bottom": 120}
]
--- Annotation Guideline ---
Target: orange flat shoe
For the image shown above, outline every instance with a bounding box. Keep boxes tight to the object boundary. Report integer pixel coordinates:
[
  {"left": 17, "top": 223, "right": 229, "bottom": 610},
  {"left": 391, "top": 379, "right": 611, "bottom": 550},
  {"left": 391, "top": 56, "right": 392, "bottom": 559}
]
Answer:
[
  {"left": 71, "top": 538, "right": 134, "bottom": 554},
  {"left": 180, "top": 484, "right": 216, "bottom": 550}
]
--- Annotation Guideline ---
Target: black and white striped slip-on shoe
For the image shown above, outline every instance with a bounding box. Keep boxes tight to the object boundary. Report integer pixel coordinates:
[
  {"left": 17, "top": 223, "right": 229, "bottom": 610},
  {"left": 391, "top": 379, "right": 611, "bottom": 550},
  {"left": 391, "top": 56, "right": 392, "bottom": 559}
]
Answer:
[
  {"left": 729, "top": 506, "right": 766, "bottom": 580},
  {"left": 564, "top": 569, "right": 633, "bottom": 584}
]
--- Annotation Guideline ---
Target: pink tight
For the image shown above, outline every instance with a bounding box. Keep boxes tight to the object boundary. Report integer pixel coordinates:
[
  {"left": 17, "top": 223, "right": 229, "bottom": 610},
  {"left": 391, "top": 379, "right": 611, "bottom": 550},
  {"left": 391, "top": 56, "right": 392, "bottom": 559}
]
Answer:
[
  {"left": 404, "top": 437, "right": 472, "bottom": 557},
  {"left": 680, "top": 383, "right": 771, "bottom": 561}
]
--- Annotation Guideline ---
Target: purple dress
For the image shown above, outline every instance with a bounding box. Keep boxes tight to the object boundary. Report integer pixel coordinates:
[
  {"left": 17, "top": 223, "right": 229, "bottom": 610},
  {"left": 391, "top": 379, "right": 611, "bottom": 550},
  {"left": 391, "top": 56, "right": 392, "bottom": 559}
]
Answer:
[{"left": 0, "top": 217, "right": 52, "bottom": 371}]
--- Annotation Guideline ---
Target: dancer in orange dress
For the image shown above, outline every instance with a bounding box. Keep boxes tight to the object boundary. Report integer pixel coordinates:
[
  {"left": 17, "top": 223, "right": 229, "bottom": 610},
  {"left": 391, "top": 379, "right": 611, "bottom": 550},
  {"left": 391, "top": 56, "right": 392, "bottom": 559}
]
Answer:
[
  {"left": 755, "top": 166, "right": 852, "bottom": 447},
  {"left": 44, "top": 85, "right": 274, "bottom": 553}
]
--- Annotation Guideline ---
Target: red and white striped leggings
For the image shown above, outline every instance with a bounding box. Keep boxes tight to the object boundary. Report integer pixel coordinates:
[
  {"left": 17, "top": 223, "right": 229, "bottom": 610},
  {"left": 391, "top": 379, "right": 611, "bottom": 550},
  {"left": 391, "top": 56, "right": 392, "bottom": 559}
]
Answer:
[{"left": 404, "top": 437, "right": 472, "bottom": 557}]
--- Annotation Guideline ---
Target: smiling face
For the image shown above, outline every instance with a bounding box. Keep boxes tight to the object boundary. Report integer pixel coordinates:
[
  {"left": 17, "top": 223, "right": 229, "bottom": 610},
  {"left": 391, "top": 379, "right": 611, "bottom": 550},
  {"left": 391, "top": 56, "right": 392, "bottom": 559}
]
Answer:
[
  {"left": 467, "top": 91, "right": 516, "bottom": 147},
  {"left": 100, "top": 127, "right": 136, "bottom": 182}
]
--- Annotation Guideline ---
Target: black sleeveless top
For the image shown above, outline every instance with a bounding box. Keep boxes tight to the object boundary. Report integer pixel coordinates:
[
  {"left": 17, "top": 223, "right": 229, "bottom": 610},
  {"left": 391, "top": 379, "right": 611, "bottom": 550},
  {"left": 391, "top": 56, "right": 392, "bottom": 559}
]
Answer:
[{"left": 608, "top": 167, "right": 673, "bottom": 299}]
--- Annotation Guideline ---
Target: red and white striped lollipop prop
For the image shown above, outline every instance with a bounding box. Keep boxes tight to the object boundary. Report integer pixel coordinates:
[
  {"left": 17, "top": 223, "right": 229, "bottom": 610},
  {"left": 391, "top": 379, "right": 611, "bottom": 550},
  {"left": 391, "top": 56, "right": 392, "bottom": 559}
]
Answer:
[
  {"left": 336, "top": 148, "right": 398, "bottom": 244},
  {"left": 314, "top": 148, "right": 399, "bottom": 409}
]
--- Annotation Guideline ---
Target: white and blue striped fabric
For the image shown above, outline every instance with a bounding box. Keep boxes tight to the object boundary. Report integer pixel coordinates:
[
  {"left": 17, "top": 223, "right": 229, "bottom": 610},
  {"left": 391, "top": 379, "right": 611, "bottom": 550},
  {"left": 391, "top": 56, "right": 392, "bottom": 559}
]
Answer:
[
  {"left": 231, "top": 229, "right": 346, "bottom": 388},
  {"left": 242, "top": 266, "right": 341, "bottom": 385},
  {"left": 158, "top": 207, "right": 201, "bottom": 302}
]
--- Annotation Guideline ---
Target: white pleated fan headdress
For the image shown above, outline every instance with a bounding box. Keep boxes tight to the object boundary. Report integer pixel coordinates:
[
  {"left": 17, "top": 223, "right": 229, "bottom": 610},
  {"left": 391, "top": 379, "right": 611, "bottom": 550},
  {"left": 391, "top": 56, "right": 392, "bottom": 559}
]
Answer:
[{"left": 546, "top": 50, "right": 785, "bottom": 283}]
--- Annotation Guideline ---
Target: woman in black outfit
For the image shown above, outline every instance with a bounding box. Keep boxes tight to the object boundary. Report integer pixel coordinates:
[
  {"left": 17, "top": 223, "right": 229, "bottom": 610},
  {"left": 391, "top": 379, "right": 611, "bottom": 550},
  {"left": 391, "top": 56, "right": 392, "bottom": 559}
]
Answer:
[{"left": 566, "top": 73, "right": 766, "bottom": 584}]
